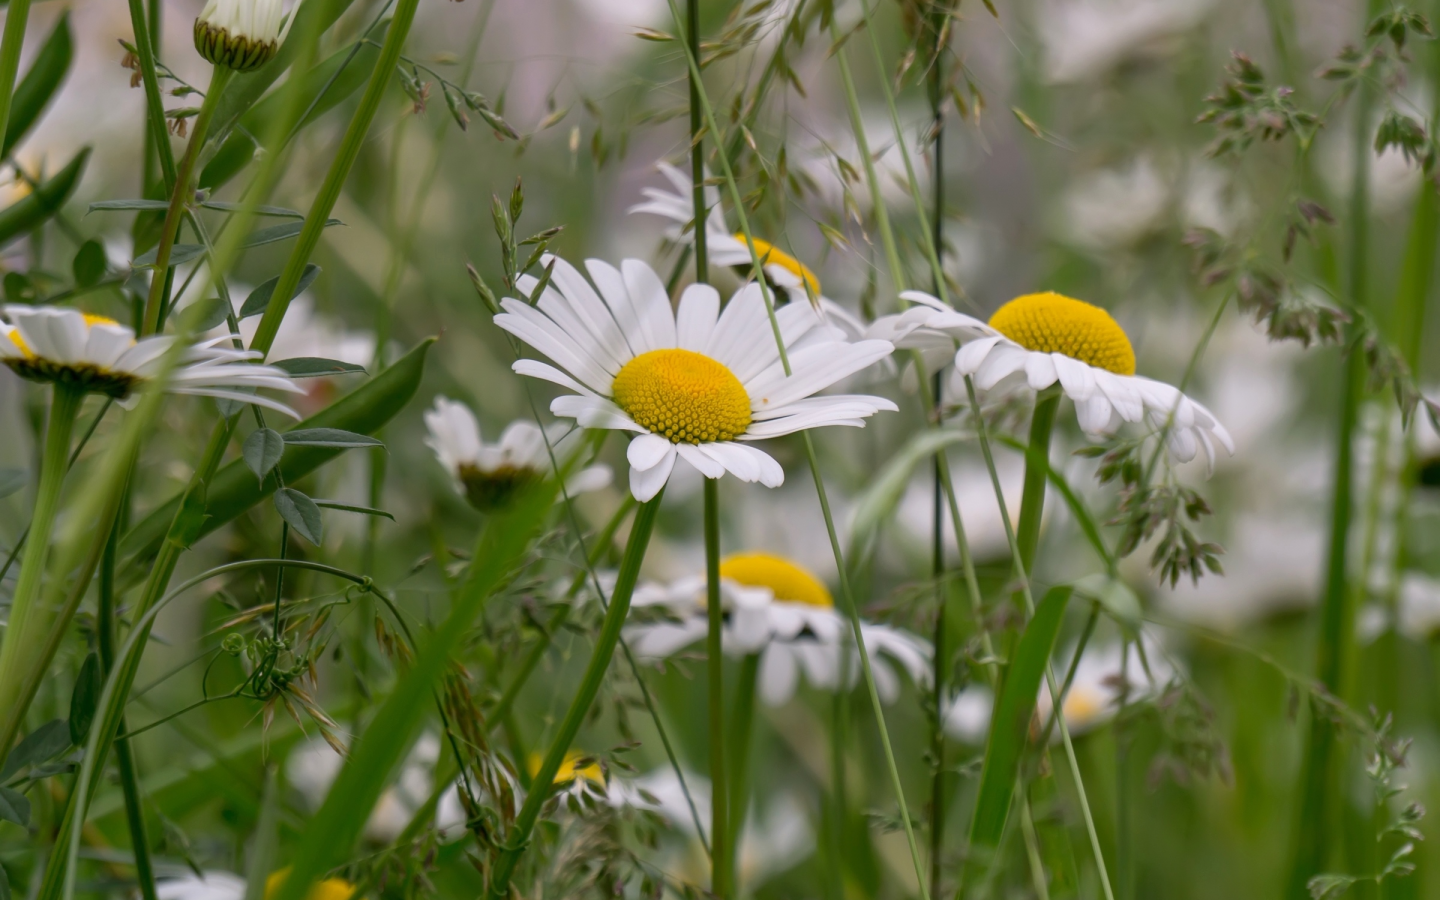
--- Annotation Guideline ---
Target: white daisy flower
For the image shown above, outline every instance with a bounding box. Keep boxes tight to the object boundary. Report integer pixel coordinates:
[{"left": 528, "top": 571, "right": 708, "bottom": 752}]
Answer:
[
  {"left": 195, "top": 0, "right": 287, "bottom": 72},
  {"left": 156, "top": 872, "right": 248, "bottom": 900},
  {"left": 495, "top": 255, "right": 895, "bottom": 501},
  {"left": 624, "top": 552, "right": 930, "bottom": 706},
  {"left": 0, "top": 305, "right": 303, "bottom": 417},
  {"left": 629, "top": 161, "right": 869, "bottom": 338},
  {"left": 876, "top": 290, "right": 1234, "bottom": 469},
  {"left": 422, "top": 396, "right": 612, "bottom": 511}
]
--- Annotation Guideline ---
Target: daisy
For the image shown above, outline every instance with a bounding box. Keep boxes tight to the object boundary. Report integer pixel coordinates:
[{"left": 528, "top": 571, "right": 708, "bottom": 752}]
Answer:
[
  {"left": 629, "top": 161, "right": 869, "bottom": 337},
  {"left": 877, "top": 290, "right": 1234, "bottom": 469},
  {"left": 423, "top": 397, "right": 612, "bottom": 511},
  {"left": 194, "top": 0, "right": 288, "bottom": 72},
  {"left": 154, "top": 870, "right": 356, "bottom": 900},
  {"left": 495, "top": 255, "right": 895, "bottom": 501},
  {"left": 624, "top": 552, "right": 930, "bottom": 706},
  {"left": 0, "top": 305, "right": 303, "bottom": 417}
]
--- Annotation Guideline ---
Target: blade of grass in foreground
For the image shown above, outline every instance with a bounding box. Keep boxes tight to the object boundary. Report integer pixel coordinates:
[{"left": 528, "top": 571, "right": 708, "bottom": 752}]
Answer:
[
  {"left": 268, "top": 477, "right": 558, "bottom": 900},
  {"left": 962, "top": 586, "right": 1073, "bottom": 891}
]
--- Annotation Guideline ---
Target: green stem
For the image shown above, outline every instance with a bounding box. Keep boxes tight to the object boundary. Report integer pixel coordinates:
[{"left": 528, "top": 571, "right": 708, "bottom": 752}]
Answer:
[
  {"left": 704, "top": 477, "right": 731, "bottom": 898},
  {"left": 0, "top": 384, "right": 82, "bottom": 752},
  {"left": 1016, "top": 390, "right": 1060, "bottom": 578},
  {"left": 126, "top": 0, "right": 176, "bottom": 190},
  {"left": 485, "top": 494, "right": 664, "bottom": 900},
  {"left": 0, "top": 0, "right": 36, "bottom": 159},
  {"left": 728, "top": 652, "right": 761, "bottom": 887},
  {"left": 140, "top": 65, "right": 234, "bottom": 336},
  {"left": 687, "top": 0, "right": 708, "bottom": 284},
  {"left": 802, "top": 432, "right": 931, "bottom": 900},
  {"left": 249, "top": 0, "right": 423, "bottom": 356}
]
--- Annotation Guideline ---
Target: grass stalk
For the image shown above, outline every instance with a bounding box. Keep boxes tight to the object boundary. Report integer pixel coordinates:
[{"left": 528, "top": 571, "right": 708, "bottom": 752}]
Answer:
[
  {"left": 0, "top": 0, "right": 36, "bottom": 160},
  {"left": 485, "top": 494, "right": 665, "bottom": 900},
  {"left": 704, "top": 477, "right": 732, "bottom": 897},
  {"left": 728, "top": 651, "right": 761, "bottom": 884}
]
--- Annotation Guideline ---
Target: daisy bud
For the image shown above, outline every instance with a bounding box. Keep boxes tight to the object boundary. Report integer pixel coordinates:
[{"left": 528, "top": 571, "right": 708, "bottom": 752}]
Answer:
[{"left": 193, "top": 0, "right": 285, "bottom": 73}]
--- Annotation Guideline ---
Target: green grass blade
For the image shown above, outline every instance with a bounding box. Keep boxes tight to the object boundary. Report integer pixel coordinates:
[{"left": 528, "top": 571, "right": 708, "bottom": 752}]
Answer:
[
  {"left": 3, "top": 10, "right": 71, "bottom": 159},
  {"left": 963, "top": 586, "right": 1073, "bottom": 888}
]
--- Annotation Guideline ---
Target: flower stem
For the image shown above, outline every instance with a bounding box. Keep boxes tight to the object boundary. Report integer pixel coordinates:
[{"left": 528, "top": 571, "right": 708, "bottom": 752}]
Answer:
[
  {"left": 126, "top": 0, "right": 176, "bottom": 190},
  {"left": 0, "top": 384, "right": 82, "bottom": 751},
  {"left": 485, "top": 493, "right": 664, "bottom": 900},
  {"left": 140, "top": 64, "right": 234, "bottom": 336},
  {"left": 1016, "top": 389, "right": 1061, "bottom": 579},
  {"left": 728, "top": 651, "right": 761, "bottom": 884},
  {"left": 687, "top": 0, "right": 707, "bottom": 283},
  {"left": 704, "top": 476, "right": 732, "bottom": 898},
  {"left": 801, "top": 431, "right": 931, "bottom": 900}
]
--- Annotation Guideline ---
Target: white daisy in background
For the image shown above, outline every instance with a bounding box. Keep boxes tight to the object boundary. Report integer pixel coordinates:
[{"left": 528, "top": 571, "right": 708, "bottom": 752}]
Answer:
[
  {"left": 628, "top": 162, "right": 870, "bottom": 339},
  {"left": 608, "top": 768, "right": 814, "bottom": 889},
  {"left": 495, "top": 254, "right": 895, "bottom": 501},
  {"left": 0, "top": 305, "right": 303, "bottom": 417},
  {"left": 1359, "top": 573, "right": 1440, "bottom": 644},
  {"left": 423, "top": 396, "right": 612, "bottom": 511},
  {"left": 1038, "top": 0, "right": 1215, "bottom": 84},
  {"left": 877, "top": 290, "right": 1234, "bottom": 469},
  {"left": 289, "top": 733, "right": 444, "bottom": 844},
  {"left": 624, "top": 552, "right": 930, "bottom": 706},
  {"left": 943, "top": 629, "right": 1176, "bottom": 743},
  {"left": 155, "top": 872, "right": 248, "bottom": 900}
]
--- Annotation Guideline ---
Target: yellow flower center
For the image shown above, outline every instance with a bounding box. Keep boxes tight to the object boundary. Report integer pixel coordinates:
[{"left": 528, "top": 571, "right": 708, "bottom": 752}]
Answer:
[
  {"left": 1062, "top": 688, "right": 1105, "bottom": 725},
  {"left": 720, "top": 552, "right": 833, "bottom": 608},
  {"left": 987, "top": 292, "right": 1135, "bottom": 376},
  {"left": 612, "top": 348, "right": 752, "bottom": 444},
  {"left": 734, "top": 235, "right": 820, "bottom": 298},
  {"left": 6, "top": 313, "right": 125, "bottom": 359},
  {"left": 265, "top": 870, "right": 357, "bottom": 900},
  {"left": 528, "top": 751, "right": 605, "bottom": 787}
]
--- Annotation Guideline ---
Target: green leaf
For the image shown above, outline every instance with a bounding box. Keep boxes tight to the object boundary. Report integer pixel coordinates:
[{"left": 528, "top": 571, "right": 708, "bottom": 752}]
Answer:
[
  {"left": 0, "top": 859, "right": 11, "bottom": 900},
  {"left": 963, "top": 586, "right": 1073, "bottom": 887},
  {"left": 239, "top": 264, "right": 321, "bottom": 319},
  {"left": 312, "top": 500, "right": 393, "bottom": 520},
  {"left": 271, "top": 357, "right": 366, "bottom": 378},
  {"left": 243, "top": 218, "right": 342, "bottom": 249},
  {"left": 0, "top": 787, "right": 29, "bottom": 828},
  {"left": 121, "top": 339, "right": 434, "bottom": 565},
  {"left": 3, "top": 272, "right": 33, "bottom": 305},
  {"left": 132, "top": 243, "right": 205, "bottom": 269},
  {"left": 71, "top": 239, "right": 105, "bottom": 288},
  {"left": 87, "top": 199, "right": 170, "bottom": 213},
  {"left": 282, "top": 427, "right": 383, "bottom": 449},
  {"left": 243, "top": 429, "right": 285, "bottom": 483},
  {"left": 183, "top": 297, "right": 233, "bottom": 333},
  {"left": 274, "top": 488, "right": 323, "bottom": 545},
  {"left": 199, "top": 201, "right": 304, "bottom": 218},
  {"left": 0, "top": 467, "right": 25, "bottom": 499},
  {"left": 269, "top": 479, "right": 558, "bottom": 900},
  {"left": 4, "top": 11, "right": 72, "bottom": 159},
  {"left": 0, "top": 719, "right": 70, "bottom": 780},
  {"left": 67, "top": 652, "right": 100, "bottom": 746},
  {"left": 0, "top": 147, "right": 89, "bottom": 250}
]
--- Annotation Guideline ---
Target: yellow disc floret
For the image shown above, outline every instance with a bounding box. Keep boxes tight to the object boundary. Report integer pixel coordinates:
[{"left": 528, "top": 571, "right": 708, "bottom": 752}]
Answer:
[
  {"left": 734, "top": 235, "right": 821, "bottom": 298},
  {"left": 5, "top": 313, "right": 126, "bottom": 359},
  {"left": 612, "top": 348, "right": 752, "bottom": 444},
  {"left": 720, "top": 552, "right": 833, "bottom": 608},
  {"left": 987, "top": 292, "right": 1135, "bottom": 376},
  {"left": 265, "top": 869, "right": 357, "bottom": 900}
]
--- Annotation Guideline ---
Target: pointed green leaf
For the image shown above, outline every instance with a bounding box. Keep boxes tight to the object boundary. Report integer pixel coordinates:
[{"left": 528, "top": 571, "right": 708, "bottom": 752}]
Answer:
[
  {"left": 312, "top": 500, "right": 393, "bottom": 520},
  {"left": 132, "top": 243, "right": 205, "bottom": 269},
  {"left": 243, "top": 218, "right": 342, "bottom": 249},
  {"left": 87, "top": 199, "right": 170, "bottom": 213},
  {"left": 271, "top": 357, "right": 366, "bottom": 378},
  {"left": 4, "top": 11, "right": 72, "bottom": 159},
  {"left": 0, "top": 467, "right": 25, "bottom": 499},
  {"left": 274, "top": 488, "right": 323, "bottom": 545},
  {"left": 0, "top": 148, "right": 89, "bottom": 251},
  {"left": 239, "top": 264, "right": 321, "bottom": 319},
  {"left": 0, "top": 787, "right": 29, "bottom": 828},
  {"left": 200, "top": 201, "right": 304, "bottom": 218},
  {"left": 71, "top": 239, "right": 105, "bottom": 288},
  {"left": 0, "top": 719, "right": 70, "bottom": 780},
  {"left": 281, "top": 428, "right": 382, "bottom": 449},
  {"left": 243, "top": 429, "right": 285, "bottom": 483},
  {"left": 67, "top": 653, "right": 101, "bottom": 746}
]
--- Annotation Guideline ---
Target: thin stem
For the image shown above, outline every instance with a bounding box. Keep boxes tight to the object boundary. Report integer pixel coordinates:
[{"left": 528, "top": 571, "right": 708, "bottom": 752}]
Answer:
[
  {"left": 126, "top": 0, "right": 176, "bottom": 190},
  {"left": 141, "top": 65, "right": 234, "bottom": 335},
  {"left": 728, "top": 652, "right": 761, "bottom": 887},
  {"left": 687, "top": 0, "right": 708, "bottom": 284},
  {"left": 0, "top": 385, "right": 83, "bottom": 752},
  {"left": 801, "top": 432, "right": 931, "bottom": 900},
  {"left": 704, "top": 477, "right": 731, "bottom": 898},
  {"left": 485, "top": 494, "right": 665, "bottom": 900}
]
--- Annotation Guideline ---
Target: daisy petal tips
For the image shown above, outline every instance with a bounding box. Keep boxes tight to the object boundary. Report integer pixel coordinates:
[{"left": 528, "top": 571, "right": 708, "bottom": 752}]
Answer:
[
  {"left": 495, "top": 255, "right": 897, "bottom": 501},
  {"left": 892, "top": 290, "right": 1234, "bottom": 470}
]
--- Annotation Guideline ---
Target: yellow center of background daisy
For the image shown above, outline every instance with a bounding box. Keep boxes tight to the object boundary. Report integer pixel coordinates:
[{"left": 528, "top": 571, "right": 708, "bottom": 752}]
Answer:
[
  {"left": 6, "top": 313, "right": 126, "bottom": 359},
  {"left": 264, "top": 870, "right": 357, "bottom": 900},
  {"left": 735, "top": 235, "right": 821, "bottom": 298},
  {"left": 612, "top": 348, "right": 752, "bottom": 444},
  {"left": 528, "top": 751, "right": 605, "bottom": 786},
  {"left": 987, "top": 292, "right": 1136, "bottom": 376},
  {"left": 720, "top": 552, "right": 833, "bottom": 608}
]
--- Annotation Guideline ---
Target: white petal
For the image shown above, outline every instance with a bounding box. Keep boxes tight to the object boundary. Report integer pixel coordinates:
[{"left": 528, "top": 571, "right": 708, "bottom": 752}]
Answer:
[
  {"left": 676, "top": 443, "right": 726, "bottom": 479},
  {"left": 628, "top": 433, "right": 673, "bottom": 471},
  {"left": 974, "top": 344, "right": 1029, "bottom": 391},
  {"left": 1076, "top": 394, "right": 1115, "bottom": 433},
  {"left": 629, "top": 445, "right": 677, "bottom": 501},
  {"left": 551, "top": 395, "right": 645, "bottom": 432},
  {"left": 1051, "top": 353, "right": 1096, "bottom": 402},
  {"left": 675, "top": 283, "right": 720, "bottom": 352},
  {"left": 1024, "top": 352, "right": 1058, "bottom": 390},
  {"left": 622, "top": 258, "right": 678, "bottom": 351},
  {"left": 955, "top": 335, "right": 1003, "bottom": 375},
  {"left": 512, "top": 359, "right": 598, "bottom": 397},
  {"left": 758, "top": 647, "right": 800, "bottom": 706},
  {"left": 745, "top": 340, "right": 894, "bottom": 412}
]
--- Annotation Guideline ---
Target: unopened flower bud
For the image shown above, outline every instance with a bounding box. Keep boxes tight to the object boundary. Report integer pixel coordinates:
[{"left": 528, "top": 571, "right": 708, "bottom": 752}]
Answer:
[{"left": 194, "top": 0, "right": 285, "bottom": 73}]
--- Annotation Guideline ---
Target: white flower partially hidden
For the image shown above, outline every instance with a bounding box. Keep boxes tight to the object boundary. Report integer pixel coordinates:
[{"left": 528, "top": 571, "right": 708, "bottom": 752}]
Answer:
[
  {"left": 423, "top": 397, "right": 611, "bottom": 511},
  {"left": 0, "top": 305, "right": 303, "bottom": 417},
  {"left": 155, "top": 872, "right": 248, "bottom": 900},
  {"left": 195, "top": 0, "right": 287, "bottom": 71},
  {"left": 629, "top": 162, "right": 869, "bottom": 338},
  {"left": 496, "top": 255, "right": 895, "bottom": 501},
  {"left": 876, "top": 290, "right": 1234, "bottom": 469},
  {"left": 624, "top": 552, "right": 930, "bottom": 706}
]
